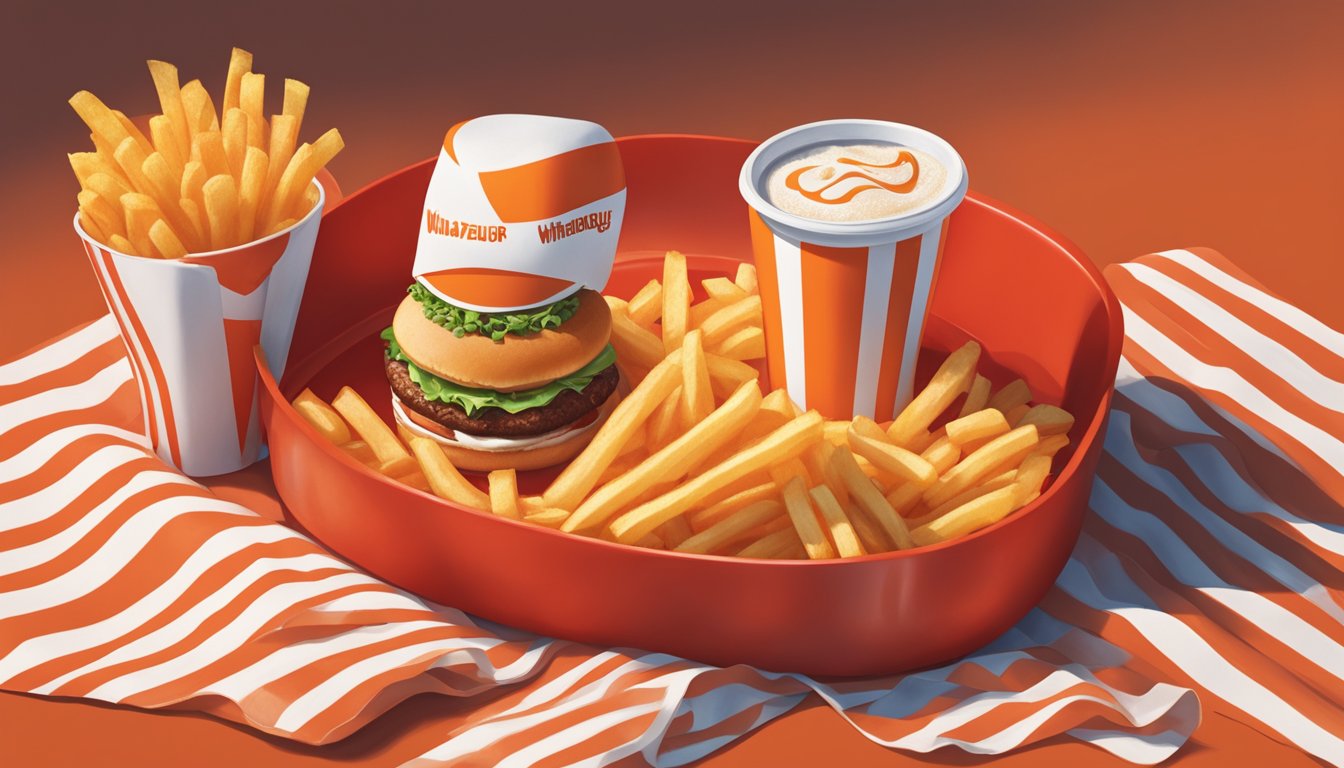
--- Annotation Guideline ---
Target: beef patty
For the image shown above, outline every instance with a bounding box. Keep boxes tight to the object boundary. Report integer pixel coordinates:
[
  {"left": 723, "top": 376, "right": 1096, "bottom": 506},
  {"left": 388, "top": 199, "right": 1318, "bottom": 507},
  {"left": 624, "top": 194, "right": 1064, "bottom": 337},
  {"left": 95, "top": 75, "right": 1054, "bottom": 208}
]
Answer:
[{"left": 386, "top": 357, "right": 619, "bottom": 438}]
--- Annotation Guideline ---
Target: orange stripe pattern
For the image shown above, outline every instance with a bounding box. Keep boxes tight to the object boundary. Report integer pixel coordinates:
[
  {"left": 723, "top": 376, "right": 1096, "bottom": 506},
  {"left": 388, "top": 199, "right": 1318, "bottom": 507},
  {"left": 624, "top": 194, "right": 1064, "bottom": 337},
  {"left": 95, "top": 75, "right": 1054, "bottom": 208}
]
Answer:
[
  {"left": 8, "top": 246, "right": 1344, "bottom": 763},
  {"left": 477, "top": 141, "right": 626, "bottom": 224}
]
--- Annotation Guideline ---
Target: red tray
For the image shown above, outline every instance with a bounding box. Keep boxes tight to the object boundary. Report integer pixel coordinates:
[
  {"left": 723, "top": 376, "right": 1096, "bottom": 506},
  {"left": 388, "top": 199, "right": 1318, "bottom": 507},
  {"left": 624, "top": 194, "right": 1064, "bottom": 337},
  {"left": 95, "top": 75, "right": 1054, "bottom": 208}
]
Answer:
[{"left": 257, "top": 135, "right": 1122, "bottom": 676}]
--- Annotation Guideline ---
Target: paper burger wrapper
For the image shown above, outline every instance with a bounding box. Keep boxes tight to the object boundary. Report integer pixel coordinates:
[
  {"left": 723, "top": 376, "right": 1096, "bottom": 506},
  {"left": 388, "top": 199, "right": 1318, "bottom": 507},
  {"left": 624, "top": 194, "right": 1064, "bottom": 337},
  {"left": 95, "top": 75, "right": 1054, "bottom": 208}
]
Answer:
[
  {"left": 739, "top": 120, "right": 968, "bottom": 421},
  {"left": 75, "top": 181, "right": 325, "bottom": 476},
  {"left": 413, "top": 114, "right": 626, "bottom": 311}
]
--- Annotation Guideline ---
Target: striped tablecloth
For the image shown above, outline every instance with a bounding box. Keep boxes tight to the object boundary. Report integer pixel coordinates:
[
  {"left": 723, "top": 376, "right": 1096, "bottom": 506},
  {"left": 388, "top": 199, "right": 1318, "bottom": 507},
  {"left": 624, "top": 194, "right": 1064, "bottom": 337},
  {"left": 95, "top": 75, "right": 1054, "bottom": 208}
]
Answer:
[{"left": 2, "top": 247, "right": 1339, "bottom": 766}]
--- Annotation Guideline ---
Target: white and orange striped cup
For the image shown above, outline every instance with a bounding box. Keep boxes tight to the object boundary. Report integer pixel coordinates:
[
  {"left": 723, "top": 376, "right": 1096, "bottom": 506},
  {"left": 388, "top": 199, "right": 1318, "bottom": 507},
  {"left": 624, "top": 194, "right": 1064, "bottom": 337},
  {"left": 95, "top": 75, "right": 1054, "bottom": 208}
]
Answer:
[
  {"left": 739, "top": 120, "right": 968, "bottom": 421},
  {"left": 75, "top": 181, "right": 325, "bottom": 476}
]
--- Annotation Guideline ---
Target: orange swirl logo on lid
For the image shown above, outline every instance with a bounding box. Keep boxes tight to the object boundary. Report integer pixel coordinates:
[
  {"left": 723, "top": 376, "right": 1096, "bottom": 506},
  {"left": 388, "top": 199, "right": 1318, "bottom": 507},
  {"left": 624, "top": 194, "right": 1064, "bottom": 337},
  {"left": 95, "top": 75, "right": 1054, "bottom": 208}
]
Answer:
[
  {"left": 413, "top": 114, "right": 627, "bottom": 312},
  {"left": 784, "top": 151, "right": 920, "bottom": 204}
]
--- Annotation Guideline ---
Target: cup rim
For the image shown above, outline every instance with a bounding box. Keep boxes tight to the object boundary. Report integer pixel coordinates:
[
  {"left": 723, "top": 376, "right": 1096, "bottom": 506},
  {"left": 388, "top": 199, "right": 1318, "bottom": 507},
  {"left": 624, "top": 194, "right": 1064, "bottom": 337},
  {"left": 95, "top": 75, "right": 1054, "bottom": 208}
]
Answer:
[
  {"left": 72, "top": 179, "right": 326, "bottom": 260},
  {"left": 739, "top": 119, "right": 968, "bottom": 242}
]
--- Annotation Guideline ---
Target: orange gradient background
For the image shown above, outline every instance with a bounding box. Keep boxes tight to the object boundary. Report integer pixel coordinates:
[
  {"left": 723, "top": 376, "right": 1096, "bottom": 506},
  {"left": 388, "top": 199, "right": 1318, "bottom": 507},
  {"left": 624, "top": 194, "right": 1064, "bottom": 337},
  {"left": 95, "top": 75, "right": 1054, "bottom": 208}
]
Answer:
[{"left": 2, "top": 1, "right": 1339, "bottom": 765}]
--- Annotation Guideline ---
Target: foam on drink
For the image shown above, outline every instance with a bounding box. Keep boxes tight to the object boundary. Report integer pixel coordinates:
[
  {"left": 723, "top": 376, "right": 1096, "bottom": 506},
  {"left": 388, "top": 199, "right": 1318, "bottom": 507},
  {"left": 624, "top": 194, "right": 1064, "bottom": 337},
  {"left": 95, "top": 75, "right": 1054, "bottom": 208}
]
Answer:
[{"left": 764, "top": 142, "right": 947, "bottom": 223}]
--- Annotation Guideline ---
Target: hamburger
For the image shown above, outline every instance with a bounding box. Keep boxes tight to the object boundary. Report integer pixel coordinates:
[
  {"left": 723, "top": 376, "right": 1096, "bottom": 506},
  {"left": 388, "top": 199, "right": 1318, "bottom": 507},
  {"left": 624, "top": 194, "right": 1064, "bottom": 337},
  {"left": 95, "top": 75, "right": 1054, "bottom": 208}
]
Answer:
[{"left": 381, "top": 281, "right": 619, "bottom": 471}]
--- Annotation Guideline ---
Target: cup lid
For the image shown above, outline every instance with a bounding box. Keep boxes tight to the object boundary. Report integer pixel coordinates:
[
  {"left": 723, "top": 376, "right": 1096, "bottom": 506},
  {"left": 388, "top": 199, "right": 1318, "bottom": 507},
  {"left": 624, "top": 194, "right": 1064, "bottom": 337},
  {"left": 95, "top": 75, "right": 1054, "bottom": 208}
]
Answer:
[{"left": 413, "top": 114, "right": 627, "bottom": 312}]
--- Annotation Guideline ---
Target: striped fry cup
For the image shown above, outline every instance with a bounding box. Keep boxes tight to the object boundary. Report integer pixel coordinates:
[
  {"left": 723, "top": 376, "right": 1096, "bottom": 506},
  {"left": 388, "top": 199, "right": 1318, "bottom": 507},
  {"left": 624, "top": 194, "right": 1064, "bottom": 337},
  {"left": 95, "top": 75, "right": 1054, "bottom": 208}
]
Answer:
[
  {"left": 739, "top": 120, "right": 968, "bottom": 420},
  {"left": 74, "top": 181, "right": 325, "bottom": 476}
]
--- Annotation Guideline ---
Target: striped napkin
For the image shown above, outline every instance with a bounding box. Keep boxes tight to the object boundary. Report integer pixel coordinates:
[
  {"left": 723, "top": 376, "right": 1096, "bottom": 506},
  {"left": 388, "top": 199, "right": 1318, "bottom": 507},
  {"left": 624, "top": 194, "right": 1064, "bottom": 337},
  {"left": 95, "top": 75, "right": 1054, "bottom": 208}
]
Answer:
[{"left": 1, "top": 246, "right": 1338, "bottom": 766}]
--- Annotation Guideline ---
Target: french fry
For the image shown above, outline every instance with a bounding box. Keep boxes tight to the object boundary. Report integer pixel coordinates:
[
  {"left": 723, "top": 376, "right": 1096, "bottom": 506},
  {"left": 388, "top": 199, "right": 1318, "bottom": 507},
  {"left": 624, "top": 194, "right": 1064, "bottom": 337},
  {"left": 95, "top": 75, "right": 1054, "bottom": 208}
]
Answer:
[
  {"left": 616, "top": 421, "right": 647, "bottom": 459},
  {"left": 261, "top": 114, "right": 298, "bottom": 217},
  {"left": 688, "top": 297, "right": 728, "bottom": 329},
  {"left": 238, "top": 146, "right": 268, "bottom": 240},
  {"left": 888, "top": 341, "right": 980, "bottom": 446},
  {"left": 1031, "top": 433, "right": 1071, "bottom": 459},
  {"left": 607, "top": 298, "right": 666, "bottom": 370},
  {"left": 958, "top": 374, "right": 991, "bottom": 417},
  {"left": 662, "top": 250, "right": 690, "bottom": 354},
  {"left": 594, "top": 449, "right": 646, "bottom": 487},
  {"left": 735, "top": 526, "right": 801, "bottom": 559},
  {"left": 848, "top": 428, "right": 937, "bottom": 486},
  {"left": 734, "top": 263, "right": 758, "bottom": 294},
  {"left": 488, "top": 469, "right": 522, "bottom": 519},
  {"left": 779, "top": 476, "right": 835, "bottom": 559},
  {"left": 627, "top": 279, "right": 663, "bottom": 326},
  {"left": 402, "top": 431, "right": 490, "bottom": 510},
  {"left": 286, "top": 127, "right": 342, "bottom": 219},
  {"left": 331, "top": 386, "right": 415, "bottom": 476},
  {"left": 222, "top": 47, "right": 253, "bottom": 115},
  {"left": 339, "top": 439, "right": 376, "bottom": 465},
  {"left": 222, "top": 108, "right": 248, "bottom": 179},
  {"left": 921, "top": 435, "right": 962, "bottom": 474},
  {"left": 85, "top": 173, "right": 131, "bottom": 212},
  {"left": 69, "top": 91, "right": 133, "bottom": 156},
  {"left": 544, "top": 351, "right": 684, "bottom": 511},
  {"left": 1003, "top": 403, "right": 1030, "bottom": 426},
  {"left": 191, "top": 131, "right": 231, "bottom": 179},
  {"left": 924, "top": 425, "right": 1039, "bottom": 509},
  {"left": 240, "top": 72, "right": 267, "bottom": 149},
  {"left": 112, "top": 136, "right": 153, "bottom": 198},
  {"left": 148, "top": 219, "right": 188, "bottom": 259},
  {"left": 610, "top": 410, "right": 823, "bottom": 543},
  {"left": 147, "top": 59, "right": 190, "bottom": 162},
  {"left": 702, "top": 276, "right": 748, "bottom": 302},
  {"left": 202, "top": 174, "right": 240, "bottom": 250},
  {"left": 945, "top": 408, "right": 1010, "bottom": 447},
  {"left": 178, "top": 199, "right": 206, "bottom": 248},
  {"left": 646, "top": 384, "right": 684, "bottom": 451},
  {"left": 687, "top": 481, "right": 777, "bottom": 531},
  {"left": 76, "top": 190, "right": 124, "bottom": 241},
  {"left": 915, "top": 469, "right": 1019, "bottom": 526},
  {"left": 78, "top": 211, "right": 109, "bottom": 243},
  {"left": 767, "top": 456, "right": 814, "bottom": 490},
  {"left": 112, "top": 110, "right": 155, "bottom": 156},
  {"left": 676, "top": 499, "right": 783, "bottom": 554},
  {"left": 680, "top": 329, "right": 714, "bottom": 425},
  {"left": 148, "top": 115, "right": 185, "bottom": 176},
  {"left": 69, "top": 152, "right": 126, "bottom": 189},
  {"left": 831, "top": 446, "right": 912, "bottom": 549},
  {"left": 657, "top": 516, "right": 695, "bottom": 548},
  {"left": 525, "top": 507, "right": 572, "bottom": 528},
  {"left": 107, "top": 233, "right": 138, "bottom": 256},
  {"left": 809, "top": 484, "right": 865, "bottom": 558},
  {"left": 1013, "top": 454, "right": 1053, "bottom": 505},
  {"left": 120, "top": 193, "right": 163, "bottom": 258},
  {"left": 699, "top": 295, "right": 762, "bottom": 348},
  {"left": 283, "top": 78, "right": 310, "bottom": 126},
  {"left": 1020, "top": 404, "right": 1073, "bottom": 433},
  {"left": 564, "top": 380, "right": 762, "bottom": 532},
  {"left": 180, "top": 79, "right": 219, "bottom": 135},
  {"left": 911, "top": 485, "right": 1018, "bottom": 547},
  {"left": 398, "top": 470, "right": 432, "bottom": 493},
  {"left": 705, "top": 354, "right": 758, "bottom": 400},
  {"left": 988, "top": 378, "right": 1032, "bottom": 413},
  {"left": 141, "top": 153, "right": 201, "bottom": 250},
  {"left": 712, "top": 326, "right": 765, "bottom": 361}
]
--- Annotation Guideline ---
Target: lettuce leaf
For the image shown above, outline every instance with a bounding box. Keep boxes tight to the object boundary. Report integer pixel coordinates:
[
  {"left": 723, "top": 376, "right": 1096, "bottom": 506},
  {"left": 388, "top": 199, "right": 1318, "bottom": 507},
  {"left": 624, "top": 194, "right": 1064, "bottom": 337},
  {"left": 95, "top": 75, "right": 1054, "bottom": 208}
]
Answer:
[{"left": 381, "top": 327, "right": 615, "bottom": 416}]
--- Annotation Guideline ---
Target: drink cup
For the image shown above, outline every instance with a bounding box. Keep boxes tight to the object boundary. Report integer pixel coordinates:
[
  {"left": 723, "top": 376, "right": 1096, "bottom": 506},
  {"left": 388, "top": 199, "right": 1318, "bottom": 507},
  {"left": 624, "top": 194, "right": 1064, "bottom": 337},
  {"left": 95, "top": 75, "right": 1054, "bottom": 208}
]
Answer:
[
  {"left": 74, "top": 181, "right": 325, "bottom": 476},
  {"left": 739, "top": 119, "right": 968, "bottom": 421}
]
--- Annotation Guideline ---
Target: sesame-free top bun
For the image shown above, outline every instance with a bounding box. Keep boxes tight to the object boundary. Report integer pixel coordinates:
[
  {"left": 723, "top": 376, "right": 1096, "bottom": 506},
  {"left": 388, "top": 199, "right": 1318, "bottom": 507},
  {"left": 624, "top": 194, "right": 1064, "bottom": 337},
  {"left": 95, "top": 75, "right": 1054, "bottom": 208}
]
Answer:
[{"left": 392, "top": 288, "right": 612, "bottom": 392}]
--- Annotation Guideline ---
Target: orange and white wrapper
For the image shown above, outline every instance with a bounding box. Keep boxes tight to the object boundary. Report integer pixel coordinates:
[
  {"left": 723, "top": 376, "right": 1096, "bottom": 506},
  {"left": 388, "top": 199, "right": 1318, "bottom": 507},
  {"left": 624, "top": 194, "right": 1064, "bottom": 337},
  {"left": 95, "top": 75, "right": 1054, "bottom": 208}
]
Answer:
[
  {"left": 74, "top": 181, "right": 325, "bottom": 476},
  {"left": 739, "top": 120, "right": 968, "bottom": 420},
  {"left": 413, "top": 114, "right": 626, "bottom": 311}
]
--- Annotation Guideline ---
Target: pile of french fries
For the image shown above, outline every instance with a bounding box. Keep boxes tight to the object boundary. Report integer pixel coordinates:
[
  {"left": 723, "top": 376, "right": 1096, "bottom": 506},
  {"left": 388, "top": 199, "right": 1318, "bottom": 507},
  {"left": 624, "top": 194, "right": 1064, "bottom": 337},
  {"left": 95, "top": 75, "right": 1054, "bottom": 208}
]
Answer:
[
  {"left": 68, "top": 47, "right": 343, "bottom": 258},
  {"left": 293, "top": 251, "right": 1075, "bottom": 559}
]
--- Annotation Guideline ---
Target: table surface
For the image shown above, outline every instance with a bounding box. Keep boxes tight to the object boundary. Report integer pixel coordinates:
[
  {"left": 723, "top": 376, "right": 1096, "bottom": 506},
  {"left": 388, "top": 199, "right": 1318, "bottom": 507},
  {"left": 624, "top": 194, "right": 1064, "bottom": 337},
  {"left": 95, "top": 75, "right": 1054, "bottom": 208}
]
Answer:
[{"left": 3, "top": 1, "right": 1340, "bottom": 765}]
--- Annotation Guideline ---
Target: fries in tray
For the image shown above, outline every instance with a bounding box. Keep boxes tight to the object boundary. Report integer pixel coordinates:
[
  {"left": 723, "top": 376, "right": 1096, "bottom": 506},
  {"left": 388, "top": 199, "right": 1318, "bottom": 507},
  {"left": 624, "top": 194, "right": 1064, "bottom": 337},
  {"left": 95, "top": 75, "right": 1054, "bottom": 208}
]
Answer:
[
  {"left": 68, "top": 47, "right": 343, "bottom": 258},
  {"left": 292, "top": 251, "right": 1074, "bottom": 560}
]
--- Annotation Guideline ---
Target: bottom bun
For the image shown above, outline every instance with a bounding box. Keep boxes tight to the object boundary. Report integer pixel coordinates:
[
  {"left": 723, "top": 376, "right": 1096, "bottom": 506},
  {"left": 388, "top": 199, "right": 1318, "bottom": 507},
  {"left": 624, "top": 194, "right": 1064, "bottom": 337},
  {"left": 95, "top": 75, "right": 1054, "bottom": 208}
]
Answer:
[{"left": 392, "top": 394, "right": 617, "bottom": 472}]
